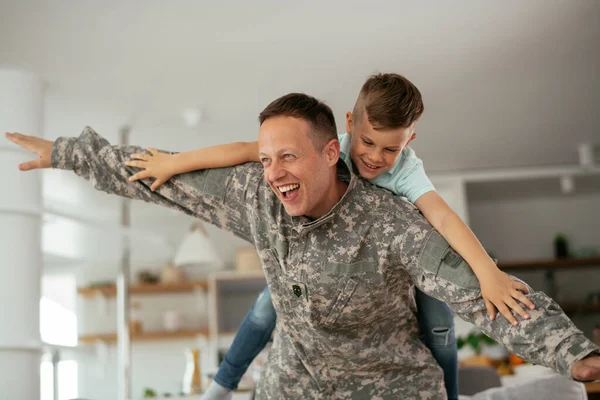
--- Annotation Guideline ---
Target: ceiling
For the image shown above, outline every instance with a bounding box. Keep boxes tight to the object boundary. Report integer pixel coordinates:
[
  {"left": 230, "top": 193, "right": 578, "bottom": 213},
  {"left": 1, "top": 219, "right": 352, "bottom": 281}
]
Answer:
[
  {"left": 1, "top": 0, "right": 599, "bottom": 269},
  {"left": 2, "top": 0, "right": 599, "bottom": 172}
]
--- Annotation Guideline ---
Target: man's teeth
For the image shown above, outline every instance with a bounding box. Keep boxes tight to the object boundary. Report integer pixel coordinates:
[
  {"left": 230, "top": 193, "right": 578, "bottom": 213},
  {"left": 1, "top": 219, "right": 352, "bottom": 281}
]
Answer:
[{"left": 279, "top": 184, "right": 300, "bottom": 193}]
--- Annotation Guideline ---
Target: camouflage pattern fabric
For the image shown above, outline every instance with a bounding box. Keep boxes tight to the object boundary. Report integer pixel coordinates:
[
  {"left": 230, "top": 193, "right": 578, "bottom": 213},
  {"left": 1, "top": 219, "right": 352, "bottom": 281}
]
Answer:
[{"left": 52, "top": 127, "right": 599, "bottom": 399}]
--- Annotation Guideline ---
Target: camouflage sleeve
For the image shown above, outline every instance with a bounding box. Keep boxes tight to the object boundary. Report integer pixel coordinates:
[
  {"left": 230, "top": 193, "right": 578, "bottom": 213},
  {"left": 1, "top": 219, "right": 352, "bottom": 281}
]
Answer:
[
  {"left": 395, "top": 216, "right": 600, "bottom": 379},
  {"left": 51, "top": 126, "right": 260, "bottom": 242}
]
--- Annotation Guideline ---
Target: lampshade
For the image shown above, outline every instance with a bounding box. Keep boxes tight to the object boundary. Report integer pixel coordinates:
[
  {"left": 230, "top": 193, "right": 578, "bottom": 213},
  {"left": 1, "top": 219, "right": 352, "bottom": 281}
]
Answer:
[{"left": 173, "top": 222, "right": 222, "bottom": 269}]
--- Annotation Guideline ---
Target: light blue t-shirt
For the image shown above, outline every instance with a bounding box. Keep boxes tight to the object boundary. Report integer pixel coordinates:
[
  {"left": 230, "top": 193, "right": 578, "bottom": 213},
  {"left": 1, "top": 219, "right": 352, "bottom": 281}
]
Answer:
[{"left": 338, "top": 133, "right": 435, "bottom": 204}]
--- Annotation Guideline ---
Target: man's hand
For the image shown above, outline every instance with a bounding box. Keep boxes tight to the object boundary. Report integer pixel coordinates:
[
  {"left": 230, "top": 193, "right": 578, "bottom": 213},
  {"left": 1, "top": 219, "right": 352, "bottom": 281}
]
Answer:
[
  {"left": 572, "top": 356, "right": 600, "bottom": 382},
  {"left": 4, "top": 132, "right": 54, "bottom": 171}
]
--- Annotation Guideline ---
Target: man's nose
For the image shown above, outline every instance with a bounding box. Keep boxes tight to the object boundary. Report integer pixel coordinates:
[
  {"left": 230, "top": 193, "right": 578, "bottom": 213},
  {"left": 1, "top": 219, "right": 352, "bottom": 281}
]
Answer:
[{"left": 266, "top": 162, "right": 286, "bottom": 183}]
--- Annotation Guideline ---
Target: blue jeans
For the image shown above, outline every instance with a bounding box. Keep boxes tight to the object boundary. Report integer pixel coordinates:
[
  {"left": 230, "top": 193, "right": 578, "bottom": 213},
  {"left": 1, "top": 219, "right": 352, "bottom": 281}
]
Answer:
[
  {"left": 214, "top": 286, "right": 458, "bottom": 399},
  {"left": 415, "top": 287, "right": 459, "bottom": 400},
  {"left": 214, "top": 286, "right": 276, "bottom": 391}
]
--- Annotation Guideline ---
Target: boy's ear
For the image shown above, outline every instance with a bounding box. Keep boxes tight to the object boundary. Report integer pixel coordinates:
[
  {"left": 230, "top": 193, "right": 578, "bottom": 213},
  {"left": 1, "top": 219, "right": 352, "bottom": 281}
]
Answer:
[
  {"left": 405, "top": 132, "right": 417, "bottom": 147},
  {"left": 345, "top": 111, "right": 354, "bottom": 134},
  {"left": 323, "top": 138, "right": 341, "bottom": 167}
]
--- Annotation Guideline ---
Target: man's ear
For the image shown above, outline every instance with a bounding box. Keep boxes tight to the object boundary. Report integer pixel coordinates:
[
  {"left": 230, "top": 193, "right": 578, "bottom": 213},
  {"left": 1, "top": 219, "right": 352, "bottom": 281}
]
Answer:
[
  {"left": 345, "top": 111, "right": 354, "bottom": 135},
  {"left": 323, "top": 138, "right": 341, "bottom": 167}
]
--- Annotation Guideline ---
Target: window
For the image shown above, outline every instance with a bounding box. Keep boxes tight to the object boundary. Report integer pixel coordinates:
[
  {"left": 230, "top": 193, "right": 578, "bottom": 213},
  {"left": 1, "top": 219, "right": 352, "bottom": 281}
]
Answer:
[{"left": 40, "top": 274, "right": 78, "bottom": 399}]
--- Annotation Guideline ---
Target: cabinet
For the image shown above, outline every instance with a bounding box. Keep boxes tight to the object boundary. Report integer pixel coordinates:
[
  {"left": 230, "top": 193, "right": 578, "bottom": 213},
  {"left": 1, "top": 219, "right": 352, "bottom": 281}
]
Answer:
[{"left": 76, "top": 270, "right": 266, "bottom": 397}]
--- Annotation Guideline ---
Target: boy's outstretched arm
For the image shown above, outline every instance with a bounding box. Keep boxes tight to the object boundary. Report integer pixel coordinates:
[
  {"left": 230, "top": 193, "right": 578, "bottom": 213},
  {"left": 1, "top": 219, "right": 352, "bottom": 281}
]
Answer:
[
  {"left": 399, "top": 224, "right": 600, "bottom": 382},
  {"left": 127, "top": 141, "right": 259, "bottom": 191},
  {"left": 415, "top": 191, "right": 536, "bottom": 325}
]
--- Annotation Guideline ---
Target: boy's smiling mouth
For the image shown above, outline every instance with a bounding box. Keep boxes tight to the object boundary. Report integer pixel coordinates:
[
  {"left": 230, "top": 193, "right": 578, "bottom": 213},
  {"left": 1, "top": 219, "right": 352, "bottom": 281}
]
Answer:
[{"left": 361, "top": 159, "right": 383, "bottom": 171}]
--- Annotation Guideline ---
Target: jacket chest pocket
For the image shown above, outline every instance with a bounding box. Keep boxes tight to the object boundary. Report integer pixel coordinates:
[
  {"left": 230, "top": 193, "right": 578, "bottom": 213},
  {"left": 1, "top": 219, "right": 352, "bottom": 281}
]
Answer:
[
  {"left": 310, "top": 261, "right": 383, "bottom": 328},
  {"left": 318, "top": 276, "right": 360, "bottom": 326}
]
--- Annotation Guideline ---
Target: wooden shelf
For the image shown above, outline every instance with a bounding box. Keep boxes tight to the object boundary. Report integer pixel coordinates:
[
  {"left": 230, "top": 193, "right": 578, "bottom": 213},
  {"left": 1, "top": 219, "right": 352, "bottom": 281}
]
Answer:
[
  {"left": 78, "top": 328, "right": 209, "bottom": 344},
  {"left": 498, "top": 256, "right": 600, "bottom": 271},
  {"left": 560, "top": 302, "right": 600, "bottom": 314},
  {"left": 213, "top": 269, "right": 265, "bottom": 281},
  {"left": 77, "top": 280, "right": 208, "bottom": 298},
  {"left": 587, "top": 382, "right": 600, "bottom": 394}
]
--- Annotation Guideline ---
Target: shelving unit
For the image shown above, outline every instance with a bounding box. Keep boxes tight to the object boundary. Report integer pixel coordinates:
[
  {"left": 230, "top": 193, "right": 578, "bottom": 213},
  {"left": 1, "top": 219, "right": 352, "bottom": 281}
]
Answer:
[
  {"left": 75, "top": 270, "right": 266, "bottom": 372},
  {"left": 79, "top": 328, "right": 209, "bottom": 344},
  {"left": 498, "top": 256, "right": 600, "bottom": 271},
  {"left": 77, "top": 280, "right": 208, "bottom": 298},
  {"left": 208, "top": 270, "right": 267, "bottom": 341},
  {"left": 587, "top": 382, "right": 600, "bottom": 394},
  {"left": 560, "top": 302, "right": 600, "bottom": 315},
  {"left": 497, "top": 256, "right": 600, "bottom": 304}
]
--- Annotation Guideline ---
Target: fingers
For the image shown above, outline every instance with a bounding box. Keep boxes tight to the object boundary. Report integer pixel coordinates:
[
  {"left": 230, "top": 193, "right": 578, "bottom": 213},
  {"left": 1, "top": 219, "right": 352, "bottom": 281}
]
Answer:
[
  {"left": 150, "top": 179, "right": 165, "bottom": 192},
  {"left": 147, "top": 147, "right": 160, "bottom": 156},
  {"left": 125, "top": 160, "right": 147, "bottom": 169},
  {"left": 8, "top": 132, "right": 42, "bottom": 171},
  {"left": 130, "top": 153, "right": 150, "bottom": 161},
  {"left": 128, "top": 170, "right": 151, "bottom": 182},
  {"left": 512, "top": 289, "right": 535, "bottom": 310},
  {"left": 497, "top": 304, "right": 518, "bottom": 326},
  {"left": 505, "top": 298, "right": 530, "bottom": 320},
  {"left": 485, "top": 299, "right": 496, "bottom": 320},
  {"left": 5, "top": 132, "right": 32, "bottom": 150},
  {"left": 18, "top": 159, "right": 42, "bottom": 171},
  {"left": 512, "top": 281, "right": 530, "bottom": 295}
]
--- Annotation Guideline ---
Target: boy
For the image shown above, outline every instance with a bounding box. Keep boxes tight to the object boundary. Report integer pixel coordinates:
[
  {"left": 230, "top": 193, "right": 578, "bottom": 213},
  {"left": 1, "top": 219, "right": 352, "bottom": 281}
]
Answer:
[{"left": 126, "top": 73, "right": 534, "bottom": 399}]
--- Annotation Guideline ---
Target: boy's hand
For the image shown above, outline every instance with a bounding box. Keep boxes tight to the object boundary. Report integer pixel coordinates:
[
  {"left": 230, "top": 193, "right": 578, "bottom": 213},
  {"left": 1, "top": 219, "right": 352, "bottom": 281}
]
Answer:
[
  {"left": 125, "top": 148, "right": 176, "bottom": 191},
  {"left": 479, "top": 266, "right": 536, "bottom": 326}
]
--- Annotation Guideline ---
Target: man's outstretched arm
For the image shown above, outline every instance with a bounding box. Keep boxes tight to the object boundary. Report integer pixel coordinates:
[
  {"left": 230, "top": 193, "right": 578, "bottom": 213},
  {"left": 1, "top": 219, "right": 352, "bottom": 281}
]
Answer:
[
  {"left": 5, "top": 127, "right": 260, "bottom": 242},
  {"left": 396, "top": 218, "right": 600, "bottom": 382}
]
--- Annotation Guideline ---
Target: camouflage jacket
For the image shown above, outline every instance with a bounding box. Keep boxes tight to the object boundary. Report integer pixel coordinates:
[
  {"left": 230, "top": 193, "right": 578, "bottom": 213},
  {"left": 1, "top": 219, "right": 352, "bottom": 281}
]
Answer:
[{"left": 53, "top": 127, "right": 599, "bottom": 400}]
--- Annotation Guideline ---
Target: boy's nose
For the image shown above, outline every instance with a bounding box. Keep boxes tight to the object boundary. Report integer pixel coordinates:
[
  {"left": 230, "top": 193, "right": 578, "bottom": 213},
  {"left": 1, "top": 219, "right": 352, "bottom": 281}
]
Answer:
[{"left": 368, "top": 152, "right": 384, "bottom": 164}]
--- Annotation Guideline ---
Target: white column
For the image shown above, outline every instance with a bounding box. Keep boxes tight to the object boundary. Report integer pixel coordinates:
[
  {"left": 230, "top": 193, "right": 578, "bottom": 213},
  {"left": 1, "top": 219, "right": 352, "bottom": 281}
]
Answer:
[{"left": 0, "top": 69, "right": 44, "bottom": 399}]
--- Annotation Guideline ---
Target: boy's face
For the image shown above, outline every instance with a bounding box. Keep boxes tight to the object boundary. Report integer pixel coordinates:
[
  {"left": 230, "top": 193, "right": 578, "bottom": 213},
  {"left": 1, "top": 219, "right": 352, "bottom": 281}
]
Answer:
[
  {"left": 258, "top": 116, "right": 340, "bottom": 219},
  {"left": 346, "top": 111, "right": 417, "bottom": 179}
]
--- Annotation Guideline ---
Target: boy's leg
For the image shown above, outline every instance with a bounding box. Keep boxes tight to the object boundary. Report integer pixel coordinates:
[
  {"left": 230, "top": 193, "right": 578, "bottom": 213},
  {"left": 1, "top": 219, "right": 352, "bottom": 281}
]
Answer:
[
  {"left": 415, "top": 287, "right": 459, "bottom": 400},
  {"left": 213, "top": 285, "right": 277, "bottom": 390}
]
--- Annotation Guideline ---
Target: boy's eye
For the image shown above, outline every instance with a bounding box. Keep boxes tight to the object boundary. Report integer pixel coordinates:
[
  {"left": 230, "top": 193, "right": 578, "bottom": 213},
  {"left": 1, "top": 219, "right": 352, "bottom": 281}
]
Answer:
[
  {"left": 385, "top": 148, "right": 399, "bottom": 153},
  {"left": 362, "top": 139, "right": 373, "bottom": 146}
]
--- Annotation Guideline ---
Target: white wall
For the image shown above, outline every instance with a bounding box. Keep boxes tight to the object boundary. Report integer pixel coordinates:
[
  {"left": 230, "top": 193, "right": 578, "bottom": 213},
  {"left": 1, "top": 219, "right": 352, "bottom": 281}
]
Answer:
[{"left": 467, "top": 176, "right": 600, "bottom": 262}]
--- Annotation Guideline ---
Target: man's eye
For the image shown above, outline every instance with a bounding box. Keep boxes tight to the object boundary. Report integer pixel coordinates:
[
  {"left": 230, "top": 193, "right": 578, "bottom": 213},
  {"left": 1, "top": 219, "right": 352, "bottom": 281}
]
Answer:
[
  {"left": 283, "top": 154, "right": 295, "bottom": 159},
  {"left": 261, "top": 158, "right": 270, "bottom": 164}
]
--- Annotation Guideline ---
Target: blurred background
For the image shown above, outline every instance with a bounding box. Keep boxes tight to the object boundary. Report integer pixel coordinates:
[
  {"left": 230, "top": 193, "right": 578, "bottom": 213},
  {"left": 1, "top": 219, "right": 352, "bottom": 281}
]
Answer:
[{"left": 0, "top": 1, "right": 599, "bottom": 399}]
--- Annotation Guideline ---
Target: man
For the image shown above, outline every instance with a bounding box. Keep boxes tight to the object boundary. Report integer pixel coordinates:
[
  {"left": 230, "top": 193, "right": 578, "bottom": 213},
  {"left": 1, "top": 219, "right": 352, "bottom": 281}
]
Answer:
[{"left": 5, "top": 93, "right": 600, "bottom": 399}]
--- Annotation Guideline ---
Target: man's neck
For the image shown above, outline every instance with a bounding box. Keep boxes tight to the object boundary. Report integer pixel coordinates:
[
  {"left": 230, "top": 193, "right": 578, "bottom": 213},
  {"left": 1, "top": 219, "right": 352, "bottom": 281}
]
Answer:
[{"left": 305, "top": 165, "right": 350, "bottom": 220}]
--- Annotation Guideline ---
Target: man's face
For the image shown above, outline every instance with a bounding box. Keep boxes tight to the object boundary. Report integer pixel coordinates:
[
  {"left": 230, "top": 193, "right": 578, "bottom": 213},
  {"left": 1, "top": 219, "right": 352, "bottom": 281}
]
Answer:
[
  {"left": 346, "top": 111, "right": 417, "bottom": 180},
  {"left": 258, "top": 116, "right": 338, "bottom": 219}
]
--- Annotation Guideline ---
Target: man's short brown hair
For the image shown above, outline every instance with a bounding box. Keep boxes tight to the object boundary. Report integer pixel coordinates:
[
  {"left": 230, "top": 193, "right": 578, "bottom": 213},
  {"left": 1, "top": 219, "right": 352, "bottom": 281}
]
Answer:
[
  {"left": 259, "top": 93, "right": 337, "bottom": 149},
  {"left": 353, "top": 73, "right": 424, "bottom": 130}
]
